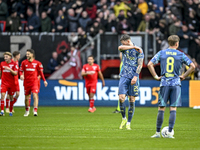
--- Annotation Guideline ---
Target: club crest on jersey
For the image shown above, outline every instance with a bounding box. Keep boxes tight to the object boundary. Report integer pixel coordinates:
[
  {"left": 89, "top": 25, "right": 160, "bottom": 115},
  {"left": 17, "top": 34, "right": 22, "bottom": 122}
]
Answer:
[
  {"left": 32, "top": 63, "right": 37, "bottom": 68},
  {"left": 9, "top": 64, "right": 14, "bottom": 68},
  {"left": 92, "top": 66, "right": 97, "bottom": 70}
]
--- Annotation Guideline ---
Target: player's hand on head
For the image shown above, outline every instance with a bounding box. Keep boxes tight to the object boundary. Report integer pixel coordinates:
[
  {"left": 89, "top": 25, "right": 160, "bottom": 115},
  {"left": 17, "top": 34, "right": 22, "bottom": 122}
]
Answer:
[
  {"left": 44, "top": 81, "right": 48, "bottom": 87},
  {"left": 131, "top": 76, "right": 137, "bottom": 85},
  {"left": 20, "top": 75, "right": 24, "bottom": 80}
]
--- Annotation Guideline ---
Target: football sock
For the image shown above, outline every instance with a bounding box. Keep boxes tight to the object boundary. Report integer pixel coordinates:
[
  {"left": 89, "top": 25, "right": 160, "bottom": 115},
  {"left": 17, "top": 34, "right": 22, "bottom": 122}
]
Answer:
[
  {"left": 6, "top": 99, "right": 9, "bottom": 108},
  {"left": 156, "top": 110, "right": 164, "bottom": 132},
  {"left": 13, "top": 98, "right": 17, "bottom": 104},
  {"left": 28, "top": 97, "right": 31, "bottom": 108},
  {"left": 34, "top": 107, "right": 38, "bottom": 112},
  {"left": 1, "top": 100, "right": 4, "bottom": 111},
  {"left": 89, "top": 99, "right": 94, "bottom": 108},
  {"left": 169, "top": 110, "right": 176, "bottom": 132},
  {"left": 9, "top": 101, "right": 14, "bottom": 113},
  {"left": 26, "top": 107, "right": 29, "bottom": 111},
  {"left": 120, "top": 101, "right": 126, "bottom": 118},
  {"left": 117, "top": 100, "right": 120, "bottom": 111},
  {"left": 128, "top": 102, "right": 135, "bottom": 122}
]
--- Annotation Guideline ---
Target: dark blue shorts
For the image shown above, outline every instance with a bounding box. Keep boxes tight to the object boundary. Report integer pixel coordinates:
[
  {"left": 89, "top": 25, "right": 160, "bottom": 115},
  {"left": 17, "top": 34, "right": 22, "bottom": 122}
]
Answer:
[
  {"left": 158, "top": 86, "right": 181, "bottom": 107},
  {"left": 118, "top": 76, "right": 139, "bottom": 97}
]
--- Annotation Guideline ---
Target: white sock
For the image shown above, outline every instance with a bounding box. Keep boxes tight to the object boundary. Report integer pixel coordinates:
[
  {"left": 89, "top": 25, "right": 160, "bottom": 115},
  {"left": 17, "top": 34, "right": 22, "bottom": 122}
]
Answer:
[{"left": 126, "top": 122, "right": 130, "bottom": 125}]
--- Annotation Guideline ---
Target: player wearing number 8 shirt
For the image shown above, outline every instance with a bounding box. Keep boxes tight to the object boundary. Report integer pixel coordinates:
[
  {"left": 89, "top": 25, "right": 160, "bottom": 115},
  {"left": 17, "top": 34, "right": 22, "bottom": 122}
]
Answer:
[{"left": 148, "top": 35, "right": 195, "bottom": 138}]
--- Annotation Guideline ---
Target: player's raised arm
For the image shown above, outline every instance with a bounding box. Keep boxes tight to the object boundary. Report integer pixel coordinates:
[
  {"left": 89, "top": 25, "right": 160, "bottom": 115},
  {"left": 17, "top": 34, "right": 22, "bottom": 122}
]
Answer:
[
  {"left": 118, "top": 45, "right": 136, "bottom": 51},
  {"left": 179, "top": 62, "right": 195, "bottom": 81}
]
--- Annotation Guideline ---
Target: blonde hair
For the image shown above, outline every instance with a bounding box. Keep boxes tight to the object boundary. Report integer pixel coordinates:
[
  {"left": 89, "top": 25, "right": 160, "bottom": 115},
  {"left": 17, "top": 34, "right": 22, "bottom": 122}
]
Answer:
[
  {"left": 168, "top": 35, "right": 180, "bottom": 46},
  {"left": 3, "top": 52, "right": 12, "bottom": 57}
]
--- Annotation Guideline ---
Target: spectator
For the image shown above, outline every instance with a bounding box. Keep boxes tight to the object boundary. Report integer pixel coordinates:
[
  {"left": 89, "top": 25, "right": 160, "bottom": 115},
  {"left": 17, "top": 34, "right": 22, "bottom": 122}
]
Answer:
[
  {"left": 26, "top": 7, "right": 40, "bottom": 32},
  {"left": 106, "top": 13, "right": 117, "bottom": 33},
  {"left": 113, "top": 0, "right": 130, "bottom": 18},
  {"left": 69, "top": 46, "right": 78, "bottom": 67},
  {"left": 0, "top": 0, "right": 7, "bottom": 31},
  {"left": 169, "top": 19, "right": 182, "bottom": 35},
  {"left": 149, "top": 0, "right": 164, "bottom": 14},
  {"left": 47, "top": 51, "right": 59, "bottom": 73},
  {"left": 149, "top": 11, "right": 159, "bottom": 29},
  {"left": 96, "top": 0, "right": 108, "bottom": 10},
  {"left": 117, "top": 18, "right": 133, "bottom": 34},
  {"left": 57, "top": 46, "right": 70, "bottom": 66},
  {"left": 97, "top": 10, "right": 109, "bottom": 27},
  {"left": 6, "top": 10, "right": 22, "bottom": 32},
  {"left": 71, "top": 0, "right": 85, "bottom": 10},
  {"left": 186, "top": 9, "right": 199, "bottom": 32},
  {"left": 180, "top": 0, "right": 195, "bottom": 22},
  {"left": 16, "top": 0, "right": 27, "bottom": 21},
  {"left": 77, "top": 27, "right": 94, "bottom": 65},
  {"left": 117, "top": 9, "right": 125, "bottom": 20},
  {"left": 41, "top": 11, "right": 51, "bottom": 32},
  {"left": 45, "top": 0, "right": 56, "bottom": 21},
  {"left": 68, "top": 32, "right": 78, "bottom": 47},
  {"left": 86, "top": 0, "right": 97, "bottom": 20},
  {"left": 67, "top": 8, "right": 82, "bottom": 32},
  {"left": 89, "top": 20, "right": 105, "bottom": 37},
  {"left": 52, "top": 9, "right": 67, "bottom": 32},
  {"left": 108, "top": 0, "right": 117, "bottom": 12},
  {"left": 62, "top": 0, "right": 74, "bottom": 15},
  {"left": 78, "top": 11, "right": 91, "bottom": 31},
  {"left": 138, "top": 0, "right": 148, "bottom": 15},
  {"left": 177, "top": 24, "right": 198, "bottom": 54},
  {"left": 137, "top": 13, "right": 151, "bottom": 32},
  {"left": 132, "top": 8, "right": 143, "bottom": 31},
  {"left": 168, "top": 0, "right": 183, "bottom": 21}
]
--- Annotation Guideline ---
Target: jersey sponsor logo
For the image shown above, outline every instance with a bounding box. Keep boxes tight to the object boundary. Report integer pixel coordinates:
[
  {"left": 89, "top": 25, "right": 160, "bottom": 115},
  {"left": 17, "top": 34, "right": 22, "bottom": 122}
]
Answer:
[
  {"left": 25, "top": 65, "right": 28, "bottom": 67},
  {"left": 3, "top": 70, "right": 11, "bottom": 72},
  {"left": 9, "top": 64, "right": 14, "bottom": 68},
  {"left": 26, "top": 68, "right": 35, "bottom": 71}
]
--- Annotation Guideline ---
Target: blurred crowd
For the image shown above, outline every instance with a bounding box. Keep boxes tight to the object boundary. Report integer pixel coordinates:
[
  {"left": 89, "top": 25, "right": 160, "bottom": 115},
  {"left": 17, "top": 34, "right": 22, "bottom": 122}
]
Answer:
[{"left": 0, "top": 0, "right": 200, "bottom": 79}]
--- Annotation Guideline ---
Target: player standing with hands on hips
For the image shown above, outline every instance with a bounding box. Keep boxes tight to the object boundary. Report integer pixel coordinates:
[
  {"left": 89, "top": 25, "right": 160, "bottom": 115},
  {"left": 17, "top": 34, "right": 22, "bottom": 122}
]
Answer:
[
  {"left": 148, "top": 35, "right": 195, "bottom": 138},
  {"left": 118, "top": 34, "right": 144, "bottom": 130},
  {"left": 81, "top": 55, "right": 105, "bottom": 113}
]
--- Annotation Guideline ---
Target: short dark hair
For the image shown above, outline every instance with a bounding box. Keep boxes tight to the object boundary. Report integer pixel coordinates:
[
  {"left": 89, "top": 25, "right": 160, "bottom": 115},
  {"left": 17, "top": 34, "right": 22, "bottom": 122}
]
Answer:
[
  {"left": 27, "top": 49, "right": 35, "bottom": 57},
  {"left": 88, "top": 55, "right": 94, "bottom": 59},
  {"left": 168, "top": 35, "right": 180, "bottom": 46},
  {"left": 13, "top": 51, "right": 20, "bottom": 57},
  {"left": 120, "top": 34, "right": 130, "bottom": 41}
]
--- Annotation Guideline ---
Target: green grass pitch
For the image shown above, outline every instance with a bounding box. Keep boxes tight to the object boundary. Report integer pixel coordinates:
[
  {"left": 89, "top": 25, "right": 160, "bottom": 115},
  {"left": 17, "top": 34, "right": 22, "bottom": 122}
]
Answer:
[{"left": 0, "top": 107, "right": 200, "bottom": 150}]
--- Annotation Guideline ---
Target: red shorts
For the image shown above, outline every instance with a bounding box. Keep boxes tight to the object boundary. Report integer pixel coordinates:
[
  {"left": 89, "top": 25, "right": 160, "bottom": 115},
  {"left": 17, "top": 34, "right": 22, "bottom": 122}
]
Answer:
[
  {"left": 24, "top": 85, "right": 39, "bottom": 95},
  {"left": 14, "top": 83, "right": 20, "bottom": 92},
  {"left": 0, "top": 84, "right": 15, "bottom": 95},
  {"left": 86, "top": 86, "right": 97, "bottom": 95}
]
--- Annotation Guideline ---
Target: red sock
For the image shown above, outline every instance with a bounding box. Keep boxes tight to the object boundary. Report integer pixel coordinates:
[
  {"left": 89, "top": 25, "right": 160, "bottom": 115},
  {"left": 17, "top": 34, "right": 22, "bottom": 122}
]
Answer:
[
  {"left": 26, "top": 107, "right": 29, "bottom": 111},
  {"left": 89, "top": 99, "right": 94, "bottom": 108},
  {"left": 13, "top": 98, "right": 17, "bottom": 104},
  {"left": 10, "top": 101, "right": 14, "bottom": 113},
  {"left": 34, "top": 107, "right": 38, "bottom": 112},
  {"left": 1, "top": 100, "right": 4, "bottom": 111},
  {"left": 6, "top": 99, "right": 9, "bottom": 108},
  {"left": 29, "top": 97, "right": 31, "bottom": 107}
]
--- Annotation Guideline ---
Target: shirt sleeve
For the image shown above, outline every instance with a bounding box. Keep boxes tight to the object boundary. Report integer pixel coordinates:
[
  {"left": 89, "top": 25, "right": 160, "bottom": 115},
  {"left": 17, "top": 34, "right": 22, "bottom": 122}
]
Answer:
[
  {"left": 97, "top": 65, "right": 101, "bottom": 72},
  {"left": 82, "top": 65, "right": 86, "bottom": 72},
  {"left": 37, "top": 62, "right": 46, "bottom": 81},
  {"left": 13, "top": 63, "right": 18, "bottom": 72},
  {"left": 182, "top": 53, "right": 192, "bottom": 66},
  {"left": 150, "top": 51, "right": 161, "bottom": 65}
]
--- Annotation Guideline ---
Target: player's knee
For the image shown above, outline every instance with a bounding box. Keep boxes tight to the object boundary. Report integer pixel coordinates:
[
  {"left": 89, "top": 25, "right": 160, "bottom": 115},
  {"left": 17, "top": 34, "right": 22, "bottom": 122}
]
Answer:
[
  {"left": 119, "top": 95, "right": 125, "bottom": 103},
  {"left": 129, "top": 96, "right": 136, "bottom": 102}
]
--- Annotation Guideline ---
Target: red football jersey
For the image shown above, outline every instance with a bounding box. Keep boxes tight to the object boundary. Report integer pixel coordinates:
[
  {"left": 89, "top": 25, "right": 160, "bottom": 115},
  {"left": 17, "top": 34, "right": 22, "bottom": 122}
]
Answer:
[
  {"left": 13, "top": 60, "right": 19, "bottom": 86},
  {"left": 20, "top": 59, "right": 45, "bottom": 87},
  {"left": 82, "top": 63, "right": 100, "bottom": 87},
  {"left": 0, "top": 60, "right": 17, "bottom": 86}
]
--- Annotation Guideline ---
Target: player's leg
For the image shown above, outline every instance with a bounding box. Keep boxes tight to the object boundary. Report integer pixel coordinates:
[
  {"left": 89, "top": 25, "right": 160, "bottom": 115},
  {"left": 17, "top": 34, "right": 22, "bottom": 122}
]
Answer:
[
  {"left": 151, "top": 86, "right": 169, "bottom": 138},
  {"left": 165, "top": 86, "right": 181, "bottom": 138},
  {"left": 6, "top": 94, "right": 10, "bottom": 113},
  {"left": 32, "top": 93, "right": 39, "bottom": 116},
  {"left": 125, "top": 96, "right": 135, "bottom": 130},
  {"left": 24, "top": 87, "right": 31, "bottom": 116},
  {"left": 9, "top": 95, "right": 14, "bottom": 116},
  {"left": 28, "top": 95, "right": 31, "bottom": 111},
  {"left": 118, "top": 77, "right": 129, "bottom": 129},
  {"left": 88, "top": 92, "right": 95, "bottom": 113},
  {"left": 0, "top": 92, "right": 6, "bottom": 116}
]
